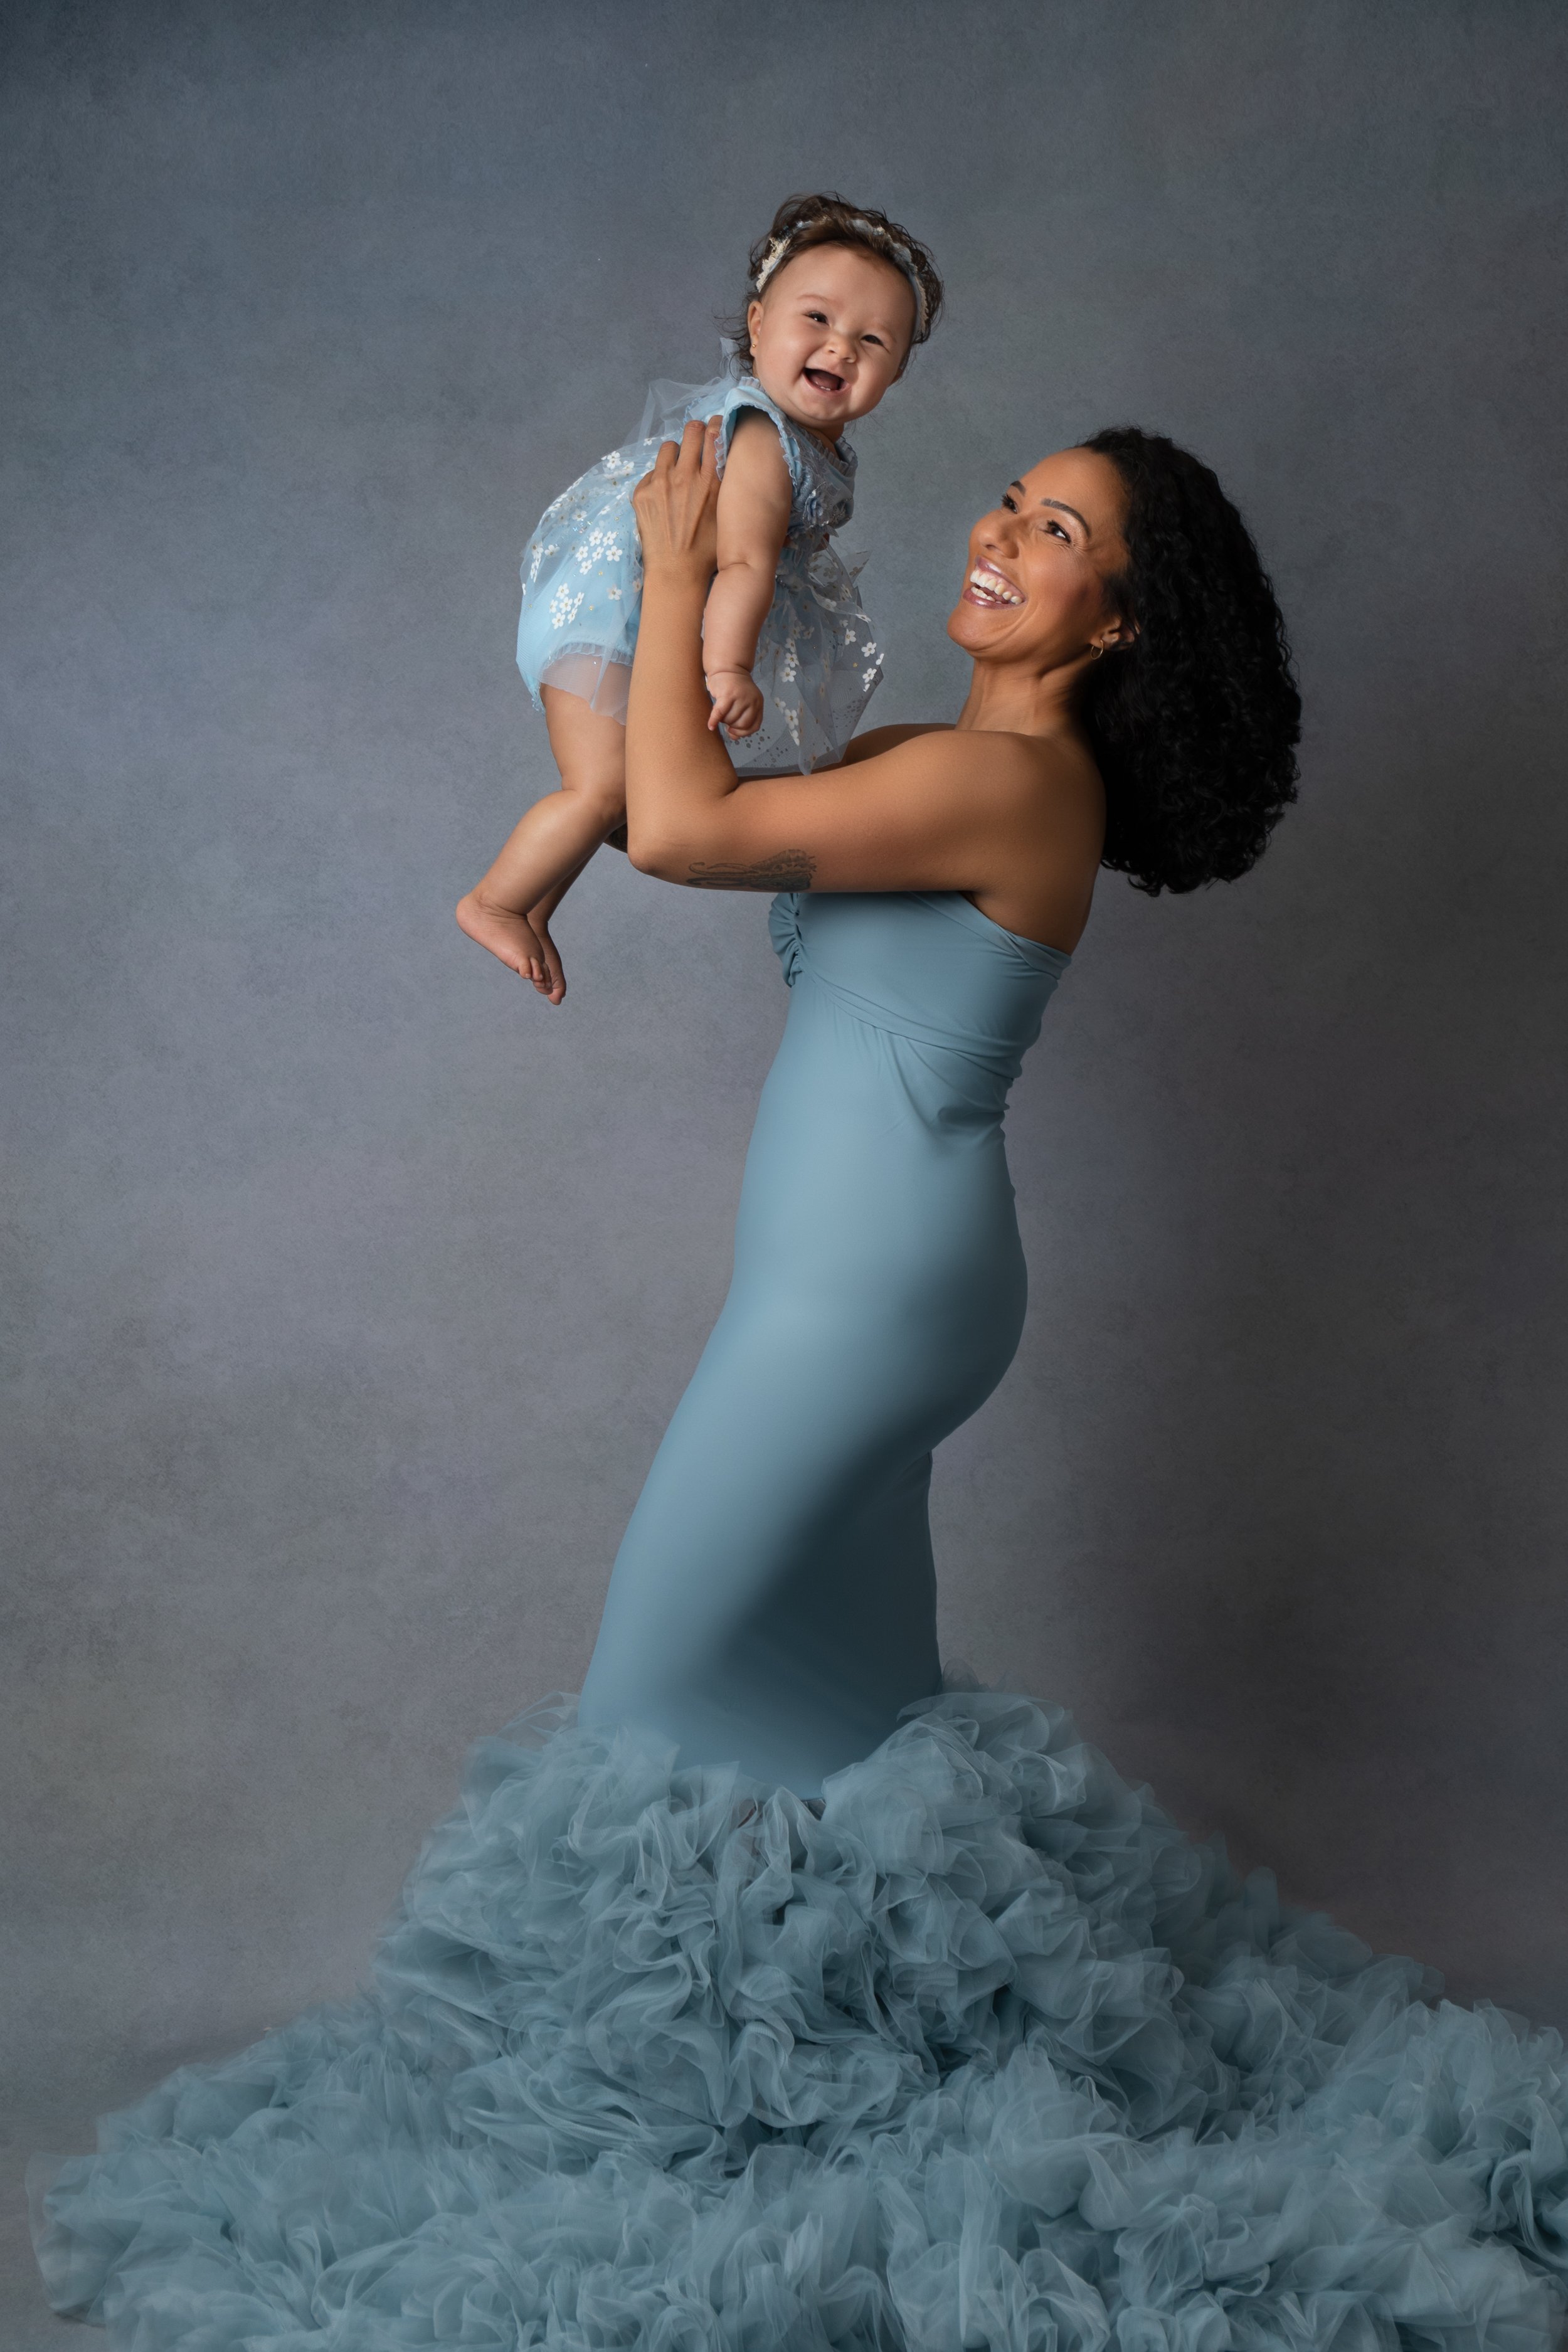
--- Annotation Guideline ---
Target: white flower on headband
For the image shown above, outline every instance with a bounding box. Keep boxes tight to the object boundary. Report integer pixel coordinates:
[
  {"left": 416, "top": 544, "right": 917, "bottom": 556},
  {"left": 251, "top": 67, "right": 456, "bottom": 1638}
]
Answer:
[
  {"left": 753, "top": 235, "right": 793, "bottom": 293},
  {"left": 751, "top": 219, "right": 929, "bottom": 337}
]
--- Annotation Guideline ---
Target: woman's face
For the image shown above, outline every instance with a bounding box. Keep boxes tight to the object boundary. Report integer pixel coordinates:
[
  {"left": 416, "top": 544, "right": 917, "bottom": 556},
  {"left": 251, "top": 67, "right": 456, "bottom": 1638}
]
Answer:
[{"left": 948, "top": 448, "right": 1133, "bottom": 670}]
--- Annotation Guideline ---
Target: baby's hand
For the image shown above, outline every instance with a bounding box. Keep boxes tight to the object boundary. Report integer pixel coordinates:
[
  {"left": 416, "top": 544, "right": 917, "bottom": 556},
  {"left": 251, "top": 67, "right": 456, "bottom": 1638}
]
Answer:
[{"left": 705, "top": 667, "right": 765, "bottom": 739}]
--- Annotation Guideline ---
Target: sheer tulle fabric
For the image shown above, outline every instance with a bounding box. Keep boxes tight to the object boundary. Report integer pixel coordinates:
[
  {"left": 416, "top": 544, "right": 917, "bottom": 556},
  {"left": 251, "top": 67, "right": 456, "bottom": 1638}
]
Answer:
[
  {"left": 30, "top": 1688, "right": 1568, "bottom": 2349},
  {"left": 514, "top": 371, "right": 881, "bottom": 773}
]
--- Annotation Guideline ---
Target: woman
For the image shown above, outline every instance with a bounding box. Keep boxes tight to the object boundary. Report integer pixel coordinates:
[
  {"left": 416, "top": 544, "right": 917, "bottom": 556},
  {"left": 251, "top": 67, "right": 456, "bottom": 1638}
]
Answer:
[
  {"left": 575, "top": 420, "right": 1281, "bottom": 1798},
  {"left": 32, "top": 426, "right": 1568, "bottom": 2350}
]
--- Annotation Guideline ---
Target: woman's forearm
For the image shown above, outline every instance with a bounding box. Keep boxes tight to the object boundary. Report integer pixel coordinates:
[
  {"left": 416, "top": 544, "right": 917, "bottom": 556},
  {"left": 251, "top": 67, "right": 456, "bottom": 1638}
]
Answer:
[{"left": 624, "top": 569, "right": 741, "bottom": 866}]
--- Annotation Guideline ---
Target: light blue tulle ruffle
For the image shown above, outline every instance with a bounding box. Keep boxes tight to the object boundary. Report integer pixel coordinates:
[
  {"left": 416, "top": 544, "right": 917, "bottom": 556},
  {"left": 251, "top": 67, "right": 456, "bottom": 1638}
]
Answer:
[{"left": 29, "top": 1690, "right": 1568, "bottom": 2349}]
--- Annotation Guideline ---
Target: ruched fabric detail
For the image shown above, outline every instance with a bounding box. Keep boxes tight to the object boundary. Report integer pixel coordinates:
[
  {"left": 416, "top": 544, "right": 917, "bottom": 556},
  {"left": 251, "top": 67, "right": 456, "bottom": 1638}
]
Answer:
[
  {"left": 30, "top": 1688, "right": 1568, "bottom": 2349},
  {"left": 766, "top": 891, "right": 1071, "bottom": 1081},
  {"left": 768, "top": 890, "right": 807, "bottom": 987}
]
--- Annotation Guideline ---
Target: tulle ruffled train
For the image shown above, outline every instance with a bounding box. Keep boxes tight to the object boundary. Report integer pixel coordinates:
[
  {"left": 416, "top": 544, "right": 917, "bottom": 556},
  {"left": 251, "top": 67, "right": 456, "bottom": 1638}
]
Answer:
[{"left": 29, "top": 1688, "right": 1568, "bottom": 2349}]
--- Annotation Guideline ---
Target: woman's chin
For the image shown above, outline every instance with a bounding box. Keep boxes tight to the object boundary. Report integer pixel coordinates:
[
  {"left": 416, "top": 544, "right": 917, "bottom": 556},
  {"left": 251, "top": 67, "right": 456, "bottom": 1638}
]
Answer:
[{"left": 946, "top": 600, "right": 1002, "bottom": 653}]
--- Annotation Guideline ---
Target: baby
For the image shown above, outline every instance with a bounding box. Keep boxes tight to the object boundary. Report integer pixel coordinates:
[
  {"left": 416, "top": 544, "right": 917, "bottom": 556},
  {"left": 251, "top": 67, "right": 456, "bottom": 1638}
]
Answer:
[{"left": 457, "top": 193, "right": 944, "bottom": 1000}]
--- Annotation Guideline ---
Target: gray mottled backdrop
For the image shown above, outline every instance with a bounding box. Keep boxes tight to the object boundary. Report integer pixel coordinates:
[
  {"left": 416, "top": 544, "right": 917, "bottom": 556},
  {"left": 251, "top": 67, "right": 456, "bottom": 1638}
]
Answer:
[{"left": 5, "top": 0, "right": 1567, "bottom": 2330}]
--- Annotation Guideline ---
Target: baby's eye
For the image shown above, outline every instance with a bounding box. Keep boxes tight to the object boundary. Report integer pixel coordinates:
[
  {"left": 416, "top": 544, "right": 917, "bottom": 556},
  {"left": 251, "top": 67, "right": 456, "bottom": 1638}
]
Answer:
[
  {"left": 864, "top": 332, "right": 885, "bottom": 348},
  {"left": 806, "top": 310, "right": 829, "bottom": 324}
]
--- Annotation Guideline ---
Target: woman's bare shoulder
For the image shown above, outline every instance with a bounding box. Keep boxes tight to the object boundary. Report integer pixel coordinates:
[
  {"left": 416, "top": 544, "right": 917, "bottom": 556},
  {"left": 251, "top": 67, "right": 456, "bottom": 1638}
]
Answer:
[
  {"left": 845, "top": 721, "right": 1095, "bottom": 810},
  {"left": 830, "top": 724, "right": 1101, "bottom": 950},
  {"left": 840, "top": 722, "right": 953, "bottom": 764}
]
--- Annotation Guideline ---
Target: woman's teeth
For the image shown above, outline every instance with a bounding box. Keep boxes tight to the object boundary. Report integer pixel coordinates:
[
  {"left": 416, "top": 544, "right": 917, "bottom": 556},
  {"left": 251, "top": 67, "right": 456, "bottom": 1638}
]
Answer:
[{"left": 967, "top": 564, "right": 1024, "bottom": 607}]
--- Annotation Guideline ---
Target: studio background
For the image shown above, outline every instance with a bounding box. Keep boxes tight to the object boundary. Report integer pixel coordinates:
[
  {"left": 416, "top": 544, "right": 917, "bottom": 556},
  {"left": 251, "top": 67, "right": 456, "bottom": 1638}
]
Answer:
[{"left": 6, "top": 1, "right": 1567, "bottom": 2332}]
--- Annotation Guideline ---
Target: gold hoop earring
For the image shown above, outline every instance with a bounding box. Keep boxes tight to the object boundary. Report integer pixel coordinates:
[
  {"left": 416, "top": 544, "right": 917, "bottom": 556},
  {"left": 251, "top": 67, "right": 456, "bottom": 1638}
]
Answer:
[{"left": 1089, "top": 644, "right": 1105, "bottom": 660}]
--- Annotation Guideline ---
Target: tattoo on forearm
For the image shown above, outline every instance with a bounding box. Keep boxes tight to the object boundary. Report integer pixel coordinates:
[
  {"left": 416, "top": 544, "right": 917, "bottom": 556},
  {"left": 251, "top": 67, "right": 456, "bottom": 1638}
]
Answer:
[{"left": 684, "top": 851, "right": 817, "bottom": 891}]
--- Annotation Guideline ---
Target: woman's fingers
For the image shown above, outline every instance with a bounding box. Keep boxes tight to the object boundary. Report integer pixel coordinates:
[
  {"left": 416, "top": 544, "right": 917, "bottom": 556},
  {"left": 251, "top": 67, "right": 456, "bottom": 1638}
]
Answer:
[
  {"left": 668, "top": 416, "right": 714, "bottom": 467},
  {"left": 633, "top": 415, "right": 720, "bottom": 576},
  {"left": 635, "top": 416, "right": 721, "bottom": 504}
]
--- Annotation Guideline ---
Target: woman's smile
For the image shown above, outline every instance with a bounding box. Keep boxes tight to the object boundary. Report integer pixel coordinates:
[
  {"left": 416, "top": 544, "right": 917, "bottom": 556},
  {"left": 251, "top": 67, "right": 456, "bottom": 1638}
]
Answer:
[{"left": 963, "top": 559, "right": 1025, "bottom": 608}]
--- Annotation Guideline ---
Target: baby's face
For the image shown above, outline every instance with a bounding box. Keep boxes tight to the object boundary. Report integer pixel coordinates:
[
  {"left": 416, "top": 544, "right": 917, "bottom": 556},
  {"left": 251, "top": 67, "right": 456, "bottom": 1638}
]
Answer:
[{"left": 746, "top": 246, "right": 915, "bottom": 438}]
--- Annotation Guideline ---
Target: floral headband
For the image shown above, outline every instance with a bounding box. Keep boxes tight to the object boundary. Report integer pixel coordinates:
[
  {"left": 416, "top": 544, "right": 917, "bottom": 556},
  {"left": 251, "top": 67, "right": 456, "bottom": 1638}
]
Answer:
[{"left": 753, "top": 217, "right": 930, "bottom": 340}]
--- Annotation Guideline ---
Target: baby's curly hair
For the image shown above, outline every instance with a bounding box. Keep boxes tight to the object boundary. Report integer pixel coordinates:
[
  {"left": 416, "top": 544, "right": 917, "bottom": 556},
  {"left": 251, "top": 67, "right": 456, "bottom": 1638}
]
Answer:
[
  {"left": 1078, "top": 426, "right": 1301, "bottom": 895},
  {"left": 726, "top": 193, "right": 943, "bottom": 376}
]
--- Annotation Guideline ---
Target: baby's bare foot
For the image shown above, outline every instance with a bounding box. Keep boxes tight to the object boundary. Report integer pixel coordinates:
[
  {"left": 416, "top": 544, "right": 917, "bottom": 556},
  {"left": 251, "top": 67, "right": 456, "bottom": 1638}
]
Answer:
[
  {"left": 455, "top": 891, "right": 558, "bottom": 999},
  {"left": 527, "top": 907, "right": 567, "bottom": 1005}
]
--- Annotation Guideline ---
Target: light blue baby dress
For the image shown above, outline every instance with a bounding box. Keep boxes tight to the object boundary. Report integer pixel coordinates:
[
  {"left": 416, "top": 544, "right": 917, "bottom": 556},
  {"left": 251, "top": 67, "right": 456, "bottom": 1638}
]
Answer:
[{"left": 516, "top": 371, "right": 882, "bottom": 773}]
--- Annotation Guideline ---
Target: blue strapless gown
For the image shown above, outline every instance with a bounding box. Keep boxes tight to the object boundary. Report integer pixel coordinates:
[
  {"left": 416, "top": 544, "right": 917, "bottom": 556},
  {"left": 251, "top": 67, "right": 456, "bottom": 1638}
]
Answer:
[{"left": 29, "top": 895, "right": 1568, "bottom": 2349}]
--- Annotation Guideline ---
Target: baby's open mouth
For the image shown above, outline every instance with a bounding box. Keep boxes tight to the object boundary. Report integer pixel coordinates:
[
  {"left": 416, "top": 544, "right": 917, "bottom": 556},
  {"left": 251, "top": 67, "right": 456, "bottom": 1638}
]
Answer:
[{"left": 803, "top": 368, "right": 845, "bottom": 394}]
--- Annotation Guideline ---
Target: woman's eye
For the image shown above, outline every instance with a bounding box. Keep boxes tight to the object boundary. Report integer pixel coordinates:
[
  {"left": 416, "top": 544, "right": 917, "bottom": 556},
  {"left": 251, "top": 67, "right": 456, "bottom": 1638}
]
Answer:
[
  {"left": 1001, "top": 492, "right": 1017, "bottom": 512},
  {"left": 1044, "top": 519, "right": 1068, "bottom": 541}
]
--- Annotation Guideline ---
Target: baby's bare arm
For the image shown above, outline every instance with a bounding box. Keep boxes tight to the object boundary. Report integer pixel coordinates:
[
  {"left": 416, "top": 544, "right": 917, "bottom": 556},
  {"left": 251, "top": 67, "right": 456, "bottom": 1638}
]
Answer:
[{"left": 702, "top": 412, "right": 792, "bottom": 679}]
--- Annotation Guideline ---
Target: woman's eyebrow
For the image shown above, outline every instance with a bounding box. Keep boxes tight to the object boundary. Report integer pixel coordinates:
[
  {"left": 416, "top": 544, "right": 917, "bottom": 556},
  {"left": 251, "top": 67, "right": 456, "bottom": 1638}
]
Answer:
[{"left": 1009, "top": 481, "right": 1091, "bottom": 534}]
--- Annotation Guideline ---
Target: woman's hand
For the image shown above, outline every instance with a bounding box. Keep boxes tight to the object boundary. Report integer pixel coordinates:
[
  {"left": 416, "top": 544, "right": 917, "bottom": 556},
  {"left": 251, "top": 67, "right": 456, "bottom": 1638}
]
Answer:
[{"left": 632, "top": 416, "right": 722, "bottom": 588}]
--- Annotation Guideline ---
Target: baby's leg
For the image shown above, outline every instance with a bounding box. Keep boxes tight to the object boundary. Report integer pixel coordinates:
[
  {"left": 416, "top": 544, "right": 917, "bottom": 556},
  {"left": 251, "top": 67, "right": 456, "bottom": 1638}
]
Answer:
[{"left": 456, "top": 686, "right": 626, "bottom": 1003}]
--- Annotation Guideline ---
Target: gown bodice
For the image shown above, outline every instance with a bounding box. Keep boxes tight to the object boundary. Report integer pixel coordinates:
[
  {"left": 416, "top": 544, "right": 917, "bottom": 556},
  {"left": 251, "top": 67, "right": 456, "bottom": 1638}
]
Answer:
[{"left": 767, "top": 887, "right": 1071, "bottom": 1117}]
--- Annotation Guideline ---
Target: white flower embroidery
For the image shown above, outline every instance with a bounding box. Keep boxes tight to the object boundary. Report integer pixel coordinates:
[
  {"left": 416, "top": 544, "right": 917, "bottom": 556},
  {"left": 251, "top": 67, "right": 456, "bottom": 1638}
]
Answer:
[
  {"left": 522, "top": 393, "right": 867, "bottom": 755},
  {"left": 575, "top": 524, "right": 625, "bottom": 573}
]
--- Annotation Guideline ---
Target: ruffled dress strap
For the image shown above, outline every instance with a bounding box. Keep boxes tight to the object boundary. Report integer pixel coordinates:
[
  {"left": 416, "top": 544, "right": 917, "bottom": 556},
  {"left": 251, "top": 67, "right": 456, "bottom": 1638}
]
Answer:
[
  {"left": 714, "top": 379, "right": 808, "bottom": 496},
  {"left": 714, "top": 378, "right": 857, "bottom": 543}
]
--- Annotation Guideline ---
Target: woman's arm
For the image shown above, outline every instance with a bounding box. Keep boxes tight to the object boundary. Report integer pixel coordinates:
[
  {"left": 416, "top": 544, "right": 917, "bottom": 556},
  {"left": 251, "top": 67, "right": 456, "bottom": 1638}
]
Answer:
[{"left": 625, "top": 425, "right": 1074, "bottom": 901}]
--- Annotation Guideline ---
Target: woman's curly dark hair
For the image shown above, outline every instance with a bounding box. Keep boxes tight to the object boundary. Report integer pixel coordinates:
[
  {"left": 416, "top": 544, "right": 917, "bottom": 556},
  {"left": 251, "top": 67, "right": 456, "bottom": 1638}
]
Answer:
[
  {"left": 1077, "top": 426, "right": 1301, "bottom": 894},
  {"left": 724, "top": 193, "right": 943, "bottom": 378}
]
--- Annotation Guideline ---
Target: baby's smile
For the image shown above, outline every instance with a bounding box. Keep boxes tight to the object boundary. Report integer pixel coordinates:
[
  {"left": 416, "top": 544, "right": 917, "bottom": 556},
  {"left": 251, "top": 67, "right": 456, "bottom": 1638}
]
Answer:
[{"left": 803, "top": 366, "right": 845, "bottom": 395}]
